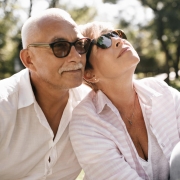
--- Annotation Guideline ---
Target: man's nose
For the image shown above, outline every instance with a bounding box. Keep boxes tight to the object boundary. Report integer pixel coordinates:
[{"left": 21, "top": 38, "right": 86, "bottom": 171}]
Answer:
[{"left": 67, "top": 45, "right": 81, "bottom": 62}]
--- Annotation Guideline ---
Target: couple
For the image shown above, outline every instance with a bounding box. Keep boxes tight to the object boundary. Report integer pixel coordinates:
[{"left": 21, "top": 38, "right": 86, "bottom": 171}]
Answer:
[{"left": 0, "top": 8, "right": 179, "bottom": 180}]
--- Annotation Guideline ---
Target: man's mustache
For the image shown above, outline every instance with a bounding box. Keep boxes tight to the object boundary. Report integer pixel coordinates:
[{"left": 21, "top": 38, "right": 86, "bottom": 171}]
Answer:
[{"left": 58, "top": 63, "right": 83, "bottom": 74}]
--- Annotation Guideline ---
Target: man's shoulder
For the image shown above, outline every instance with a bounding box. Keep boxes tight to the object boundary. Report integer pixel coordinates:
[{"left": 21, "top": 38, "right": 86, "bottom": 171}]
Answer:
[
  {"left": 0, "top": 76, "right": 18, "bottom": 98},
  {"left": 0, "top": 69, "right": 27, "bottom": 98}
]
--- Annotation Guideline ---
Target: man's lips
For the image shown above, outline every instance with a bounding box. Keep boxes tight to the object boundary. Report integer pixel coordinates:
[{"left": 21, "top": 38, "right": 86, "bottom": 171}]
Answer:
[{"left": 118, "top": 47, "right": 130, "bottom": 57}]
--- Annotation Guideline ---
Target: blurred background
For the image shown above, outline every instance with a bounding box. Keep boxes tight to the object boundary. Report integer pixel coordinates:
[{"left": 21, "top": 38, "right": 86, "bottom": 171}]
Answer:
[{"left": 0, "top": 0, "right": 180, "bottom": 91}]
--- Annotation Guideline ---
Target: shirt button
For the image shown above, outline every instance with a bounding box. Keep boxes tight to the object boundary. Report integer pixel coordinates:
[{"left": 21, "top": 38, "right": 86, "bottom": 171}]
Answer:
[
  {"left": 161, "top": 143, "right": 165, "bottom": 148},
  {"left": 47, "top": 169, "right": 52, "bottom": 175}
]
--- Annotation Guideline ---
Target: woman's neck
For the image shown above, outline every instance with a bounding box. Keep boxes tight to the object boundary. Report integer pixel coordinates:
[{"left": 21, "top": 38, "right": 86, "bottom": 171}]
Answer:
[{"left": 99, "top": 77, "right": 135, "bottom": 110}]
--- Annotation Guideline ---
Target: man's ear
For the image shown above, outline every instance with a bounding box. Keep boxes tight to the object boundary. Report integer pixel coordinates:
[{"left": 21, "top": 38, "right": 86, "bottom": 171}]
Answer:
[
  {"left": 20, "top": 49, "right": 36, "bottom": 71},
  {"left": 84, "top": 69, "right": 99, "bottom": 83}
]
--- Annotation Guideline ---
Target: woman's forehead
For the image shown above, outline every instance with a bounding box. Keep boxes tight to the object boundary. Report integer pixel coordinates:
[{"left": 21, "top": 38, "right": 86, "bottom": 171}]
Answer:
[{"left": 93, "top": 28, "right": 113, "bottom": 39}]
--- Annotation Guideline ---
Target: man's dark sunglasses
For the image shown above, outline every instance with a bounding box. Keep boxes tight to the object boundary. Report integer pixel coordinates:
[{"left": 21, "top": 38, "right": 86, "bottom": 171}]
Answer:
[
  {"left": 87, "top": 29, "right": 127, "bottom": 60},
  {"left": 27, "top": 38, "right": 91, "bottom": 58}
]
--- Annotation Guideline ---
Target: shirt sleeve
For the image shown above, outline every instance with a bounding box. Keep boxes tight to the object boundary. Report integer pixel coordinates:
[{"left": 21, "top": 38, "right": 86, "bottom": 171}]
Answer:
[
  {"left": 169, "top": 86, "right": 180, "bottom": 133},
  {"left": 69, "top": 106, "right": 144, "bottom": 180}
]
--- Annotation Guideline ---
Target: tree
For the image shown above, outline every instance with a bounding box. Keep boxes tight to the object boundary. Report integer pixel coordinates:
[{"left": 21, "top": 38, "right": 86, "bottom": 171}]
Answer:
[
  {"left": 139, "top": 0, "right": 180, "bottom": 83},
  {"left": 0, "top": 0, "right": 19, "bottom": 79}
]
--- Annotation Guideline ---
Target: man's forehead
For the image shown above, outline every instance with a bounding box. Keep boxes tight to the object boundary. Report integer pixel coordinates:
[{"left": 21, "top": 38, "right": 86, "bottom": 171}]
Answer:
[
  {"left": 37, "top": 16, "right": 73, "bottom": 27},
  {"left": 33, "top": 21, "right": 84, "bottom": 43},
  {"left": 22, "top": 8, "right": 81, "bottom": 47},
  {"left": 49, "top": 30, "right": 84, "bottom": 43}
]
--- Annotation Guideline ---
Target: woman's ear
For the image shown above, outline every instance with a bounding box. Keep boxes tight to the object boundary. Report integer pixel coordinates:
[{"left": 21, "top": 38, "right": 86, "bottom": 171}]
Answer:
[
  {"left": 84, "top": 69, "right": 99, "bottom": 83},
  {"left": 20, "top": 49, "right": 36, "bottom": 71}
]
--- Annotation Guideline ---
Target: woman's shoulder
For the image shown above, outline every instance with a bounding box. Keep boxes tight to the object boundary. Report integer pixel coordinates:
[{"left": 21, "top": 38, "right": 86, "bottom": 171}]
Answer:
[
  {"left": 71, "top": 90, "right": 98, "bottom": 119},
  {"left": 136, "top": 77, "right": 169, "bottom": 88},
  {"left": 70, "top": 90, "right": 103, "bottom": 137},
  {"left": 135, "top": 77, "right": 180, "bottom": 99},
  {"left": 134, "top": 77, "right": 172, "bottom": 93}
]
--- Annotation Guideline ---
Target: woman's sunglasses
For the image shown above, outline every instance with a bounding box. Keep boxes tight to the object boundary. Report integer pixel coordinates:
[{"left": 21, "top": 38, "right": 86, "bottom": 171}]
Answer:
[
  {"left": 86, "top": 29, "right": 127, "bottom": 60},
  {"left": 27, "top": 38, "right": 91, "bottom": 58}
]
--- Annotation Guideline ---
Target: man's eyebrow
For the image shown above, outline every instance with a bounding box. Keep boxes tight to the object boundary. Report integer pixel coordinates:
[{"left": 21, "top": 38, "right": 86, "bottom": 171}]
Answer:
[
  {"left": 51, "top": 37, "right": 66, "bottom": 42},
  {"left": 50, "top": 37, "right": 82, "bottom": 43}
]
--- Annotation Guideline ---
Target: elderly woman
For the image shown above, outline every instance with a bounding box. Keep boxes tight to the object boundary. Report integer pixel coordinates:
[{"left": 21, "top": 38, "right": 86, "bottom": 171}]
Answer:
[{"left": 69, "top": 21, "right": 180, "bottom": 180}]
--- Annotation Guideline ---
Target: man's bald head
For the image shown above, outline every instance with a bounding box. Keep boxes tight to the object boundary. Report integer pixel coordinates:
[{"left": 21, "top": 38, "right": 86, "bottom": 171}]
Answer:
[{"left": 21, "top": 8, "right": 76, "bottom": 48}]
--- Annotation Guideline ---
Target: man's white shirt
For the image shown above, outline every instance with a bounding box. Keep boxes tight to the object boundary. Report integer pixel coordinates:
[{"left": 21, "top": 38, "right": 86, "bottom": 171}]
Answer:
[{"left": 0, "top": 68, "right": 90, "bottom": 180}]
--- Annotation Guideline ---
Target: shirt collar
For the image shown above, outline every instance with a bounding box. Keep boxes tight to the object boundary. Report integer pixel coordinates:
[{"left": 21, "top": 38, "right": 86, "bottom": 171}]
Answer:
[
  {"left": 17, "top": 69, "right": 90, "bottom": 110},
  {"left": 133, "top": 79, "right": 162, "bottom": 104},
  {"left": 18, "top": 69, "right": 35, "bottom": 109},
  {"left": 95, "top": 90, "right": 115, "bottom": 114},
  {"left": 95, "top": 79, "right": 163, "bottom": 114}
]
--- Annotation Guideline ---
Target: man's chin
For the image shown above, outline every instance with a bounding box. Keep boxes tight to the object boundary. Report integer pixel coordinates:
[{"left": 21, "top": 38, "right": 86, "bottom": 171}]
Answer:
[
  {"left": 60, "top": 78, "right": 83, "bottom": 89},
  {"left": 68, "top": 81, "right": 82, "bottom": 89}
]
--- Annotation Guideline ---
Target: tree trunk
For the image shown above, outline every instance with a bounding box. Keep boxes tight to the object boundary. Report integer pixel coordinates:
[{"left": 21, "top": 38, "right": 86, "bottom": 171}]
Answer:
[
  {"left": 49, "top": 0, "right": 58, "bottom": 8},
  {"left": 174, "top": 42, "right": 180, "bottom": 79}
]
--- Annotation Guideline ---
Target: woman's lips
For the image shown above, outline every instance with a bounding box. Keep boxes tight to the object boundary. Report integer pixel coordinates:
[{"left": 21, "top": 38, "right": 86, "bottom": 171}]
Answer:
[{"left": 118, "top": 47, "right": 130, "bottom": 57}]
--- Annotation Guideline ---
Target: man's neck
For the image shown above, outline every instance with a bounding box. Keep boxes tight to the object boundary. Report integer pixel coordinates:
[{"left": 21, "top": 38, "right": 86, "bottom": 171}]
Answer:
[{"left": 30, "top": 73, "right": 69, "bottom": 137}]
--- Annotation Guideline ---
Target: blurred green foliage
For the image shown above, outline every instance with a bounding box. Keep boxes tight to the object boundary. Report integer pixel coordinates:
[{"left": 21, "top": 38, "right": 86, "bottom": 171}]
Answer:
[
  {"left": 0, "top": 1, "right": 18, "bottom": 78},
  {"left": 170, "top": 78, "right": 180, "bottom": 91},
  {"left": 0, "top": 0, "right": 180, "bottom": 89}
]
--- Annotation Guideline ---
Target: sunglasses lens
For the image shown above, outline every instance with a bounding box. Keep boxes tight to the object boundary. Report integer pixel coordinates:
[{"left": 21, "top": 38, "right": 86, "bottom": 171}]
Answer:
[
  {"left": 116, "top": 30, "right": 127, "bottom": 39},
  {"left": 111, "top": 31, "right": 119, "bottom": 38},
  {"left": 95, "top": 30, "right": 127, "bottom": 50},
  {"left": 75, "top": 38, "right": 91, "bottom": 54},
  {"left": 96, "top": 35, "right": 112, "bottom": 49},
  {"left": 52, "top": 42, "right": 70, "bottom": 58}
]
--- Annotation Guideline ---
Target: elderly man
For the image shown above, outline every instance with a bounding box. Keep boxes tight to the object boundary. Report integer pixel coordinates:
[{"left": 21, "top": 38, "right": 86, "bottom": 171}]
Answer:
[{"left": 0, "top": 8, "right": 91, "bottom": 179}]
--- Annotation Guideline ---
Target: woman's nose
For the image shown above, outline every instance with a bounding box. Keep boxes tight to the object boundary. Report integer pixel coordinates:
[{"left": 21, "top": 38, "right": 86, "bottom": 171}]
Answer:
[{"left": 112, "top": 37, "right": 123, "bottom": 48}]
